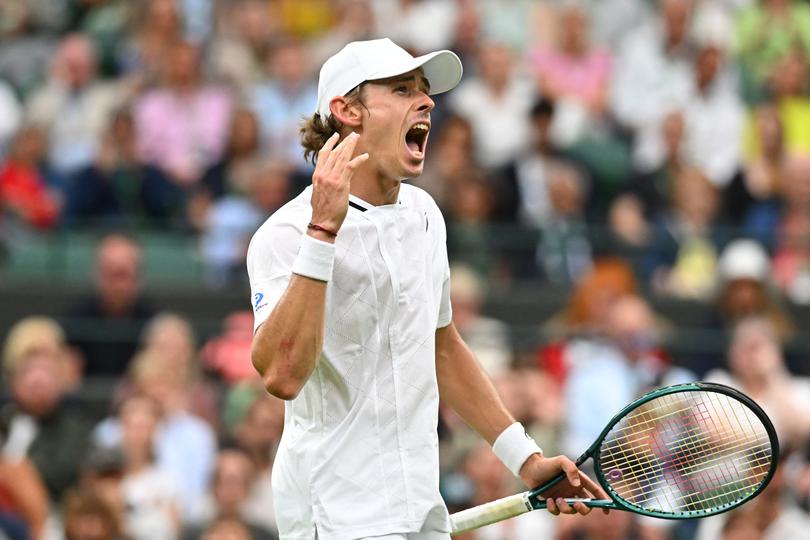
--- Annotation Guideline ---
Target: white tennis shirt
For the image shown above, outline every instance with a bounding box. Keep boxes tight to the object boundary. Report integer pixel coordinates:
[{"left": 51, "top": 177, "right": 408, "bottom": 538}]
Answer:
[{"left": 247, "top": 183, "right": 453, "bottom": 540}]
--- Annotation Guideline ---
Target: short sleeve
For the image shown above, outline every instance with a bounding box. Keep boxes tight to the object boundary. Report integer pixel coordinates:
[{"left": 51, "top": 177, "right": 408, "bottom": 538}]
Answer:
[{"left": 246, "top": 218, "right": 303, "bottom": 332}]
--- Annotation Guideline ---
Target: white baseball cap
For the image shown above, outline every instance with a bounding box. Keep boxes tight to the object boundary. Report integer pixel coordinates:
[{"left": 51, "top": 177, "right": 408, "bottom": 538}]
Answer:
[
  {"left": 718, "top": 239, "right": 770, "bottom": 283},
  {"left": 315, "top": 38, "right": 463, "bottom": 118}
]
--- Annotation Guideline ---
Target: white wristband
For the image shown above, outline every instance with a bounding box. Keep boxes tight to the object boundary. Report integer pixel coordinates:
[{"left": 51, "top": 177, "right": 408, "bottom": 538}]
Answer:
[
  {"left": 492, "top": 422, "right": 543, "bottom": 476},
  {"left": 291, "top": 235, "right": 335, "bottom": 282}
]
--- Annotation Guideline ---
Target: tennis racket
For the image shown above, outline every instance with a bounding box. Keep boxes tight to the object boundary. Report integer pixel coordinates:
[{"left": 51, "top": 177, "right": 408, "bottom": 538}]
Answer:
[{"left": 450, "top": 382, "right": 778, "bottom": 534}]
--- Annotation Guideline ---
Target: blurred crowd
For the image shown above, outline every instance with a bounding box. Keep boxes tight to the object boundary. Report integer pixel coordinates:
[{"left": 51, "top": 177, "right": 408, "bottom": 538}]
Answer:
[{"left": 2, "top": 0, "right": 810, "bottom": 539}]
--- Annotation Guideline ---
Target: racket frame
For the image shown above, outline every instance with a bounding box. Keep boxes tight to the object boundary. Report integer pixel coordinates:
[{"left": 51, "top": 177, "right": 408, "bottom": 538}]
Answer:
[{"left": 523, "top": 382, "right": 779, "bottom": 519}]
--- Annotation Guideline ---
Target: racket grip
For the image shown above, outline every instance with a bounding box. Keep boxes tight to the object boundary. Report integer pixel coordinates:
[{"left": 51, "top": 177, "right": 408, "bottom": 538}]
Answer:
[
  {"left": 450, "top": 492, "right": 533, "bottom": 534},
  {"left": 534, "top": 498, "right": 614, "bottom": 509}
]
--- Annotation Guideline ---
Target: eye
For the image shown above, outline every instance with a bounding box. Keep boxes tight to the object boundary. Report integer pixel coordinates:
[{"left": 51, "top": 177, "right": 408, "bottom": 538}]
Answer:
[{"left": 394, "top": 86, "right": 410, "bottom": 95}]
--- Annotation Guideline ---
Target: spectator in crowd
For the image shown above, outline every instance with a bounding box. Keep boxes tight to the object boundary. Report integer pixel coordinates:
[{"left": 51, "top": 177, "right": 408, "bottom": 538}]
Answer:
[
  {"left": 562, "top": 294, "right": 693, "bottom": 456},
  {"left": 199, "top": 108, "right": 262, "bottom": 202},
  {"left": 445, "top": 168, "right": 500, "bottom": 278},
  {"left": 542, "top": 257, "right": 638, "bottom": 344},
  {"left": 696, "top": 450, "right": 810, "bottom": 540},
  {"left": 249, "top": 38, "right": 318, "bottom": 168},
  {"left": 134, "top": 40, "right": 233, "bottom": 197},
  {"left": 625, "top": 109, "right": 686, "bottom": 219},
  {"left": 536, "top": 161, "right": 592, "bottom": 285},
  {"left": 25, "top": 33, "right": 125, "bottom": 179},
  {"left": 695, "top": 239, "right": 795, "bottom": 375},
  {"left": 77, "top": 445, "right": 127, "bottom": 532},
  {"left": 610, "top": 0, "right": 694, "bottom": 136},
  {"left": 0, "top": 2, "right": 59, "bottom": 97},
  {"left": 117, "top": 394, "right": 181, "bottom": 540},
  {"left": 449, "top": 41, "right": 535, "bottom": 168},
  {"left": 0, "top": 79, "right": 21, "bottom": 158},
  {"left": 228, "top": 391, "right": 283, "bottom": 534},
  {"left": 63, "top": 233, "right": 156, "bottom": 377},
  {"left": 0, "top": 317, "right": 93, "bottom": 503},
  {"left": 449, "top": 264, "right": 511, "bottom": 377},
  {"left": 201, "top": 311, "right": 258, "bottom": 385},
  {"left": 760, "top": 153, "right": 810, "bottom": 303},
  {"left": 210, "top": 0, "right": 280, "bottom": 90},
  {"left": 62, "top": 488, "right": 125, "bottom": 540},
  {"left": 735, "top": 0, "right": 810, "bottom": 98},
  {"left": 640, "top": 9, "right": 742, "bottom": 189},
  {"left": 0, "top": 125, "right": 61, "bottom": 229},
  {"left": 95, "top": 350, "right": 217, "bottom": 522},
  {"left": 117, "top": 0, "right": 184, "bottom": 85},
  {"left": 762, "top": 49, "right": 810, "bottom": 154},
  {"left": 528, "top": 2, "right": 612, "bottom": 143},
  {"left": 410, "top": 114, "right": 479, "bottom": 215},
  {"left": 706, "top": 317, "right": 810, "bottom": 448},
  {"left": 138, "top": 312, "right": 219, "bottom": 429},
  {"left": 311, "top": 0, "right": 377, "bottom": 68},
  {"left": 725, "top": 103, "right": 785, "bottom": 227},
  {"left": 200, "top": 515, "right": 254, "bottom": 540},
  {"left": 184, "top": 449, "right": 276, "bottom": 540},
  {"left": 372, "top": 0, "right": 458, "bottom": 55},
  {"left": 644, "top": 167, "right": 723, "bottom": 299},
  {"left": 0, "top": 453, "right": 49, "bottom": 540},
  {"left": 68, "top": 108, "right": 177, "bottom": 224},
  {"left": 200, "top": 159, "right": 292, "bottom": 287},
  {"left": 499, "top": 98, "right": 571, "bottom": 228}
]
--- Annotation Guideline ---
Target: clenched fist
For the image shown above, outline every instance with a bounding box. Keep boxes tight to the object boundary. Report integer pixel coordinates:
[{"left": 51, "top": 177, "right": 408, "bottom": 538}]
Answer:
[{"left": 309, "top": 132, "right": 369, "bottom": 242}]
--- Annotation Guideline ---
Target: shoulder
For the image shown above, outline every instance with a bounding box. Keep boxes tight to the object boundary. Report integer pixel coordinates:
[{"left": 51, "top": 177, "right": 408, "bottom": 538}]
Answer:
[
  {"left": 402, "top": 183, "right": 446, "bottom": 230},
  {"left": 402, "top": 183, "right": 442, "bottom": 214},
  {"left": 247, "top": 189, "right": 310, "bottom": 253}
]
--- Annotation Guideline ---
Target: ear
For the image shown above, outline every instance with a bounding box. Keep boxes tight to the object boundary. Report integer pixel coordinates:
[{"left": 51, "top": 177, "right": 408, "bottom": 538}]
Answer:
[{"left": 329, "top": 96, "right": 363, "bottom": 128}]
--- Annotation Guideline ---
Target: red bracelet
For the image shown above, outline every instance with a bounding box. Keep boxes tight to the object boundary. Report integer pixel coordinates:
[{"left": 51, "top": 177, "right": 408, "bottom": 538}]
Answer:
[{"left": 307, "top": 222, "right": 338, "bottom": 237}]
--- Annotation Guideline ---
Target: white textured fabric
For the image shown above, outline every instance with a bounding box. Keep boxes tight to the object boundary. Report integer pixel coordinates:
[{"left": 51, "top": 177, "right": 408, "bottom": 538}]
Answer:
[
  {"left": 291, "top": 234, "right": 336, "bottom": 282},
  {"left": 246, "top": 183, "right": 453, "bottom": 540},
  {"left": 492, "top": 422, "right": 543, "bottom": 476}
]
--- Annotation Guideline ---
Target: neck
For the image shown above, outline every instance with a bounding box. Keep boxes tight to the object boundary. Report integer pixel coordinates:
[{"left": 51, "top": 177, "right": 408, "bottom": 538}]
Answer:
[{"left": 350, "top": 167, "right": 402, "bottom": 206}]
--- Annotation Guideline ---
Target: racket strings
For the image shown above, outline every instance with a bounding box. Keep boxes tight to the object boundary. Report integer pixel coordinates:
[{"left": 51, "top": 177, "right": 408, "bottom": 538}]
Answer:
[{"left": 597, "top": 391, "right": 772, "bottom": 516}]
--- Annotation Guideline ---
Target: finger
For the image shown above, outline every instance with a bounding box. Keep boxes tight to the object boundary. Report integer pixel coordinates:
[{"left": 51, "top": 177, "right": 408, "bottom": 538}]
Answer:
[
  {"left": 342, "top": 152, "right": 369, "bottom": 182},
  {"left": 317, "top": 132, "right": 340, "bottom": 169},
  {"left": 545, "top": 498, "right": 559, "bottom": 516},
  {"left": 333, "top": 132, "right": 359, "bottom": 173},
  {"left": 324, "top": 131, "right": 356, "bottom": 172},
  {"left": 555, "top": 498, "right": 576, "bottom": 515},
  {"left": 558, "top": 457, "right": 581, "bottom": 488},
  {"left": 573, "top": 501, "right": 591, "bottom": 516},
  {"left": 579, "top": 472, "right": 609, "bottom": 501}
]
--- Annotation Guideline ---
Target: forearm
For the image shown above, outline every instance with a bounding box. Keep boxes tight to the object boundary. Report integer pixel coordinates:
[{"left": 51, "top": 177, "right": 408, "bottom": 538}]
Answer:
[
  {"left": 251, "top": 229, "right": 335, "bottom": 400},
  {"left": 252, "top": 273, "right": 327, "bottom": 399},
  {"left": 435, "top": 323, "right": 515, "bottom": 444}
]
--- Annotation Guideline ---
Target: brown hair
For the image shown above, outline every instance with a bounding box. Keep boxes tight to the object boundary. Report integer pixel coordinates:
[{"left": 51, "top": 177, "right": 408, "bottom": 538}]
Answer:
[
  {"left": 563, "top": 258, "right": 638, "bottom": 331},
  {"left": 300, "top": 84, "right": 365, "bottom": 165},
  {"left": 63, "top": 488, "right": 122, "bottom": 540}
]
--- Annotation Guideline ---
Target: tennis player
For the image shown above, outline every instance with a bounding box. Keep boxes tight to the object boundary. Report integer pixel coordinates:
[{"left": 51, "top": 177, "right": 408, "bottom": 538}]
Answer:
[{"left": 247, "top": 38, "right": 607, "bottom": 540}]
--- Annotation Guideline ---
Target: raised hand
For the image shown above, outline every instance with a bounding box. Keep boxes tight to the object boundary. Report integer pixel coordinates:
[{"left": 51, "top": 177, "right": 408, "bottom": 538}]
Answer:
[{"left": 309, "top": 132, "right": 369, "bottom": 241}]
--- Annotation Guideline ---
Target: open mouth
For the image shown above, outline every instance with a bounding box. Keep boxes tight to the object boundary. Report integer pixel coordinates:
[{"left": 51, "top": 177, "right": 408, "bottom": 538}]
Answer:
[{"left": 405, "top": 122, "right": 430, "bottom": 158}]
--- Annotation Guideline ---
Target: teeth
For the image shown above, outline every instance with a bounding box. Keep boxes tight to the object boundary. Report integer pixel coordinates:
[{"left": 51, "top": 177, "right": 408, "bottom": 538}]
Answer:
[{"left": 411, "top": 123, "right": 429, "bottom": 132}]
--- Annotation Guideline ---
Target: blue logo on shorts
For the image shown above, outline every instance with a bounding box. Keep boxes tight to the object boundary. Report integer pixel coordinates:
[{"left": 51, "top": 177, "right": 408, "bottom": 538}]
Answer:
[{"left": 254, "top": 292, "right": 264, "bottom": 309}]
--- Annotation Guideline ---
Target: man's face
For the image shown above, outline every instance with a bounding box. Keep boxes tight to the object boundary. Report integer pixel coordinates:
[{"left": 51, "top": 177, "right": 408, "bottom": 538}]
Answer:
[{"left": 355, "top": 69, "right": 434, "bottom": 180}]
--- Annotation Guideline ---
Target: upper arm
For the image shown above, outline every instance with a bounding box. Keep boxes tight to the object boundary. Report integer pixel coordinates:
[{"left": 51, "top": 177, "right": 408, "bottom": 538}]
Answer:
[{"left": 247, "top": 217, "right": 302, "bottom": 332}]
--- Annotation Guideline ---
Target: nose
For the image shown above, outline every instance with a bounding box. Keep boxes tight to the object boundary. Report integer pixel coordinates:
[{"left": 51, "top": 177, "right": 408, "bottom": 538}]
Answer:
[{"left": 417, "top": 92, "right": 434, "bottom": 113}]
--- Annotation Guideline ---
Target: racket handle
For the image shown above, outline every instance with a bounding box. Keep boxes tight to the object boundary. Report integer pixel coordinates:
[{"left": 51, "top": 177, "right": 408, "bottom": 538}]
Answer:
[
  {"left": 450, "top": 492, "right": 533, "bottom": 534},
  {"left": 533, "top": 498, "right": 614, "bottom": 509}
]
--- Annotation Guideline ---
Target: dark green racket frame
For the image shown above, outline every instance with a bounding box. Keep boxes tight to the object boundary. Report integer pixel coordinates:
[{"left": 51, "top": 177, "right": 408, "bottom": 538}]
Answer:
[{"left": 526, "top": 382, "right": 780, "bottom": 519}]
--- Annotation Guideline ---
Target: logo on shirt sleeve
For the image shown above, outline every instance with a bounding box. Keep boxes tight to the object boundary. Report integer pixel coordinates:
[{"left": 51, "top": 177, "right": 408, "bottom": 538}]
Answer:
[{"left": 253, "top": 292, "right": 265, "bottom": 311}]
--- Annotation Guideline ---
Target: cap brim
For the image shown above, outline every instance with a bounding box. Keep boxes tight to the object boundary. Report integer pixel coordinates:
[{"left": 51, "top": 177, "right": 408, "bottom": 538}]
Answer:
[{"left": 367, "top": 49, "right": 463, "bottom": 95}]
